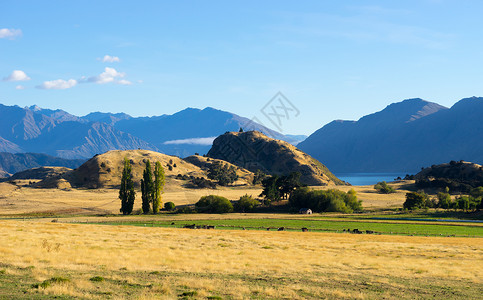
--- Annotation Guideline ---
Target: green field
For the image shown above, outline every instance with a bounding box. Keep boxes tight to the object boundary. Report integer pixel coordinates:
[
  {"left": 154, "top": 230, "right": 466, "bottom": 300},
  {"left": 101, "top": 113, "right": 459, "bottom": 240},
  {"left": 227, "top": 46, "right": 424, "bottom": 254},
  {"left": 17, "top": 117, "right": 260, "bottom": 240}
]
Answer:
[{"left": 87, "top": 215, "right": 483, "bottom": 237}]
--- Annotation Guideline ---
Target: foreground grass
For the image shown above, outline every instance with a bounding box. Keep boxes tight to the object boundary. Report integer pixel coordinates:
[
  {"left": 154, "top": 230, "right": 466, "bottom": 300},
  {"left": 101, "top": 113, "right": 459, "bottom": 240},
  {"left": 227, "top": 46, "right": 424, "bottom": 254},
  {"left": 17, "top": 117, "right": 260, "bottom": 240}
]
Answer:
[{"left": 0, "top": 220, "right": 482, "bottom": 299}]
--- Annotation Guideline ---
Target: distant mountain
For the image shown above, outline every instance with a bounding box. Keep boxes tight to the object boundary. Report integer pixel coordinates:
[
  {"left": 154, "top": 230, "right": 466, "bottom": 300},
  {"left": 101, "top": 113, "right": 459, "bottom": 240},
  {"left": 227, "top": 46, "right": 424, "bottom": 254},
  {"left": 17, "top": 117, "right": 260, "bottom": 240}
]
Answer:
[
  {"left": 112, "top": 107, "right": 294, "bottom": 157},
  {"left": 0, "top": 152, "right": 85, "bottom": 176},
  {"left": 0, "top": 103, "right": 302, "bottom": 161},
  {"left": 298, "top": 97, "right": 483, "bottom": 173},
  {"left": 0, "top": 104, "right": 157, "bottom": 159},
  {"left": 207, "top": 131, "right": 345, "bottom": 186},
  {"left": 82, "top": 111, "right": 132, "bottom": 126}
]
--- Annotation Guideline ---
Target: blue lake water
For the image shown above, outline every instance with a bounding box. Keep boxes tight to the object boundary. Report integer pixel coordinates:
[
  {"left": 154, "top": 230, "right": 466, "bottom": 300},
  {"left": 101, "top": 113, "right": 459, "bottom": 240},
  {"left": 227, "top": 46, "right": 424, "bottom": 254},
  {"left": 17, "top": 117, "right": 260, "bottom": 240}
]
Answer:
[{"left": 334, "top": 173, "right": 407, "bottom": 186}]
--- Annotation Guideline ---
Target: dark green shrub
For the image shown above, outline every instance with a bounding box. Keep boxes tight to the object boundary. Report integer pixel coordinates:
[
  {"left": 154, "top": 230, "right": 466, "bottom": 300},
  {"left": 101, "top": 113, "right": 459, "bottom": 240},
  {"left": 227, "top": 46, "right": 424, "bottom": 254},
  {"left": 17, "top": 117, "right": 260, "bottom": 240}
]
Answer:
[
  {"left": 289, "top": 187, "right": 362, "bottom": 213},
  {"left": 374, "top": 181, "right": 395, "bottom": 194},
  {"left": 90, "top": 276, "right": 104, "bottom": 282},
  {"left": 164, "top": 201, "right": 176, "bottom": 211},
  {"left": 403, "top": 191, "right": 429, "bottom": 210},
  {"left": 32, "top": 276, "right": 69, "bottom": 289},
  {"left": 176, "top": 206, "right": 196, "bottom": 214},
  {"left": 195, "top": 195, "right": 233, "bottom": 213},
  {"left": 234, "top": 194, "right": 260, "bottom": 212}
]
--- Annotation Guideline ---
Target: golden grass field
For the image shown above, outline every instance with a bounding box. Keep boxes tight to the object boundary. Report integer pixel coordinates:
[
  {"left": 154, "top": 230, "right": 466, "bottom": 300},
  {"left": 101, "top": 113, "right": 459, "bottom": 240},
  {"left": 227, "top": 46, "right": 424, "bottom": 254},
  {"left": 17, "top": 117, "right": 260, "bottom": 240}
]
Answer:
[
  {"left": 0, "top": 220, "right": 481, "bottom": 299},
  {"left": 0, "top": 180, "right": 482, "bottom": 299},
  {"left": 0, "top": 180, "right": 413, "bottom": 216}
]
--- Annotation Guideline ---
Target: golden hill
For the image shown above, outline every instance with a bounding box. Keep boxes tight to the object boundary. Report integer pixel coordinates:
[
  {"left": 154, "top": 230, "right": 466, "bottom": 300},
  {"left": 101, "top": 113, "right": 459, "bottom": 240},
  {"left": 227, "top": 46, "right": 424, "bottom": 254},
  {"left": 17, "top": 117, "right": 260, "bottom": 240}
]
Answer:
[
  {"left": 62, "top": 150, "right": 205, "bottom": 188},
  {"left": 184, "top": 155, "right": 255, "bottom": 184},
  {"left": 207, "top": 131, "right": 345, "bottom": 186}
]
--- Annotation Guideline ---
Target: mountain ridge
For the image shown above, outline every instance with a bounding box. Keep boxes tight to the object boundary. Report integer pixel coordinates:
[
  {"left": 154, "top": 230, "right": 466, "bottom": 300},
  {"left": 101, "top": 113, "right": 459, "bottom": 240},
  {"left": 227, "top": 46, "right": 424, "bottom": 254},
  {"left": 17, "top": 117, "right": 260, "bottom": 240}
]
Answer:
[{"left": 298, "top": 97, "right": 483, "bottom": 173}]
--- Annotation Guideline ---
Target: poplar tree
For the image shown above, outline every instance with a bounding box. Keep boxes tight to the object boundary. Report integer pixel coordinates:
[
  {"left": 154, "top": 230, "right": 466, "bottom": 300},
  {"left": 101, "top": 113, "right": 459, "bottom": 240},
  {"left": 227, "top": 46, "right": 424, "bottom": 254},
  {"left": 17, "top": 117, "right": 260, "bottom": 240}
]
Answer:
[
  {"left": 153, "top": 161, "right": 165, "bottom": 214},
  {"left": 141, "top": 160, "right": 154, "bottom": 214},
  {"left": 119, "top": 158, "right": 135, "bottom": 215}
]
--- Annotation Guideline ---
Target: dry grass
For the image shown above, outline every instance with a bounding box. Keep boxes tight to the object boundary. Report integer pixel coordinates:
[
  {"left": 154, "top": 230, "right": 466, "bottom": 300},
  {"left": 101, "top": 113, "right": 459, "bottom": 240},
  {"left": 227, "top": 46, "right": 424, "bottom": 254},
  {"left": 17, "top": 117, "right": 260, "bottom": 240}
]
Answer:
[
  {"left": 0, "top": 183, "right": 263, "bottom": 215},
  {"left": 0, "top": 180, "right": 411, "bottom": 215},
  {"left": 0, "top": 220, "right": 481, "bottom": 299}
]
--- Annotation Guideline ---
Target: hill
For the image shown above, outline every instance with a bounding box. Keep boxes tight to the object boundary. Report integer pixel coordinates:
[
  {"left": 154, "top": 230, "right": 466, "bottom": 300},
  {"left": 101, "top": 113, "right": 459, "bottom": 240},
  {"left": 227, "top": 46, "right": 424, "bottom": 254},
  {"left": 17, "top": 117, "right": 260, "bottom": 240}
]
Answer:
[
  {"left": 5, "top": 166, "right": 72, "bottom": 181},
  {"left": 207, "top": 131, "right": 345, "bottom": 186},
  {"left": 0, "top": 152, "right": 84, "bottom": 175},
  {"left": 298, "top": 97, "right": 483, "bottom": 173},
  {"left": 415, "top": 160, "right": 483, "bottom": 192},
  {"left": 60, "top": 150, "right": 205, "bottom": 188},
  {"left": 184, "top": 155, "right": 255, "bottom": 184}
]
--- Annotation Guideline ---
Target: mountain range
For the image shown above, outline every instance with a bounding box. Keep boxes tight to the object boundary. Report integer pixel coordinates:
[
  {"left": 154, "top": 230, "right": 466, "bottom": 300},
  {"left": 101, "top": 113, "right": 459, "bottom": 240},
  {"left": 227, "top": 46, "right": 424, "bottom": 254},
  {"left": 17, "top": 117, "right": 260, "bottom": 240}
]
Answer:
[
  {"left": 298, "top": 97, "right": 483, "bottom": 173},
  {"left": 0, "top": 104, "right": 303, "bottom": 161}
]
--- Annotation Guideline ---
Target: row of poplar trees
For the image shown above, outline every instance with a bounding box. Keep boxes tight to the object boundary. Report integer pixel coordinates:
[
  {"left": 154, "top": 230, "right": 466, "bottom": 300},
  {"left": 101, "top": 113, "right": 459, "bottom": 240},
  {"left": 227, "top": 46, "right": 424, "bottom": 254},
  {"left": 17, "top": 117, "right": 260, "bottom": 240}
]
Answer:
[{"left": 119, "top": 158, "right": 165, "bottom": 215}]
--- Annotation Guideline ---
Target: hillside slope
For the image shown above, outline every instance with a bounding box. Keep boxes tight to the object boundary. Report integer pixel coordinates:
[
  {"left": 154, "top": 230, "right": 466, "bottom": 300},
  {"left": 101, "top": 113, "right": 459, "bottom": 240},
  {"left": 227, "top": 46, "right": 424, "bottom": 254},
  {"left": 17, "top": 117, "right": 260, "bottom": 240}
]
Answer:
[{"left": 207, "top": 131, "right": 344, "bottom": 186}]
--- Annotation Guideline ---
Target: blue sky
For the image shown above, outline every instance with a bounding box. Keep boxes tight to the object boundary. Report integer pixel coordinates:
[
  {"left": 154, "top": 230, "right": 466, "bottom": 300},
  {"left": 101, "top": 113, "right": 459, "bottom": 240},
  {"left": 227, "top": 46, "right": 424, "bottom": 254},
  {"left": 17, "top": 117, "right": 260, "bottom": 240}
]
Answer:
[{"left": 1, "top": 1, "right": 483, "bottom": 135}]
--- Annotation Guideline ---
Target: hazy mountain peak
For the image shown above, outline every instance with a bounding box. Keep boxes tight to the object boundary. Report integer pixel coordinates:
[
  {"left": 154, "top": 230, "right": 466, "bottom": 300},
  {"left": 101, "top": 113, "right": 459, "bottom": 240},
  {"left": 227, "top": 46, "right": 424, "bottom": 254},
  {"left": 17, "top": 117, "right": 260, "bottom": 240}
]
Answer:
[{"left": 358, "top": 98, "right": 447, "bottom": 125}]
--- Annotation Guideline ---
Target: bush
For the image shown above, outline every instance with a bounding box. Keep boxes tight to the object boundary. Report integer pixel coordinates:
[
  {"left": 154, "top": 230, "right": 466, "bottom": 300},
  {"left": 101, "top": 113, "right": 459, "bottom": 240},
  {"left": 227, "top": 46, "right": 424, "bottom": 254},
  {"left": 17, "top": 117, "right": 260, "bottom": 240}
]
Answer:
[
  {"left": 374, "top": 181, "right": 395, "bottom": 194},
  {"left": 195, "top": 195, "right": 233, "bottom": 213},
  {"left": 90, "top": 276, "right": 104, "bottom": 282},
  {"left": 176, "top": 206, "right": 196, "bottom": 214},
  {"left": 234, "top": 194, "right": 260, "bottom": 212},
  {"left": 190, "top": 176, "right": 217, "bottom": 189},
  {"left": 164, "top": 202, "right": 176, "bottom": 211},
  {"left": 289, "top": 187, "right": 362, "bottom": 213}
]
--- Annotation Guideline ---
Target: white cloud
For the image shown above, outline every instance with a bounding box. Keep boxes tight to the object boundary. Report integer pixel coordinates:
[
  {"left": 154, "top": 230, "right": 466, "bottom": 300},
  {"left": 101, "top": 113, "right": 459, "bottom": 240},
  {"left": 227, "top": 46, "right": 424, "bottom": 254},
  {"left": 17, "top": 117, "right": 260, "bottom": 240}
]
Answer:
[
  {"left": 163, "top": 137, "right": 216, "bottom": 146},
  {"left": 118, "top": 79, "right": 132, "bottom": 85},
  {"left": 87, "top": 67, "right": 125, "bottom": 84},
  {"left": 37, "top": 79, "right": 77, "bottom": 90},
  {"left": 3, "top": 70, "right": 30, "bottom": 82},
  {"left": 15, "top": 85, "right": 26, "bottom": 90},
  {"left": 0, "top": 28, "right": 22, "bottom": 39},
  {"left": 101, "top": 55, "right": 120, "bottom": 63}
]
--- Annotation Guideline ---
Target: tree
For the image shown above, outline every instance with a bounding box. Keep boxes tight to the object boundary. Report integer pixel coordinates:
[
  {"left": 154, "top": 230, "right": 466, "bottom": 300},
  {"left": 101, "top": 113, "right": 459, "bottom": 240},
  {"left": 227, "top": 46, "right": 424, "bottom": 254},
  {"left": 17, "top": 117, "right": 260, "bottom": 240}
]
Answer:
[
  {"left": 153, "top": 161, "right": 165, "bottom": 214},
  {"left": 195, "top": 195, "right": 233, "bottom": 213},
  {"left": 437, "top": 192, "right": 452, "bottom": 209},
  {"left": 374, "top": 181, "right": 395, "bottom": 194},
  {"left": 141, "top": 160, "right": 154, "bottom": 214},
  {"left": 259, "top": 175, "right": 281, "bottom": 205},
  {"left": 234, "top": 194, "right": 260, "bottom": 212},
  {"left": 279, "top": 172, "right": 302, "bottom": 199},
  {"left": 252, "top": 169, "right": 266, "bottom": 185},
  {"left": 119, "top": 158, "right": 136, "bottom": 215},
  {"left": 403, "top": 191, "right": 429, "bottom": 210}
]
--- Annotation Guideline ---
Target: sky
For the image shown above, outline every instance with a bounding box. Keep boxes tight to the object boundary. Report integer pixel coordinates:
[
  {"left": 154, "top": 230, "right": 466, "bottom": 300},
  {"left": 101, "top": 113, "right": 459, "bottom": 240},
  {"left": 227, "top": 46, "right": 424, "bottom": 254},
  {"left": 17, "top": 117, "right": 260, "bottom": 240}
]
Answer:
[{"left": 2, "top": 0, "right": 483, "bottom": 135}]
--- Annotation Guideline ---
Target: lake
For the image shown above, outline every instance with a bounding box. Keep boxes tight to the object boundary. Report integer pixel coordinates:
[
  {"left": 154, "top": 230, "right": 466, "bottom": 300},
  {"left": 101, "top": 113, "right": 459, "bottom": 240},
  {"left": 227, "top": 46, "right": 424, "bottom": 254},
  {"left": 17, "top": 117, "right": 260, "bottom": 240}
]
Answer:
[{"left": 334, "top": 173, "right": 407, "bottom": 186}]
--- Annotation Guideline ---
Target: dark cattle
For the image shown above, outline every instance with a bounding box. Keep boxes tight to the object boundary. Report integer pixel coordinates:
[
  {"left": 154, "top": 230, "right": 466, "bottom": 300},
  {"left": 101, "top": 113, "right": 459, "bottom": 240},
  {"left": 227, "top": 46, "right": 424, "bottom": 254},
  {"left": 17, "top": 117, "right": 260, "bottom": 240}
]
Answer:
[
  {"left": 352, "top": 229, "right": 362, "bottom": 234},
  {"left": 278, "top": 227, "right": 285, "bottom": 231},
  {"left": 171, "top": 222, "right": 175, "bottom": 225},
  {"left": 207, "top": 225, "right": 215, "bottom": 229},
  {"left": 267, "top": 228, "right": 270, "bottom": 231},
  {"left": 366, "top": 230, "right": 374, "bottom": 234},
  {"left": 183, "top": 224, "right": 196, "bottom": 229},
  {"left": 302, "top": 228, "right": 308, "bottom": 232}
]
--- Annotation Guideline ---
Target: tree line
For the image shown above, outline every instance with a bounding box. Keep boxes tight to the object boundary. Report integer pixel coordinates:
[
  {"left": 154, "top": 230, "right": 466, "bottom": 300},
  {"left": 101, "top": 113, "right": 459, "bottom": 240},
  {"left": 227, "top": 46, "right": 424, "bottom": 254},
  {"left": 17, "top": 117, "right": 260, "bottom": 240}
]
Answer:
[{"left": 119, "top": 158, "right": 165, "bottom": 215}]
